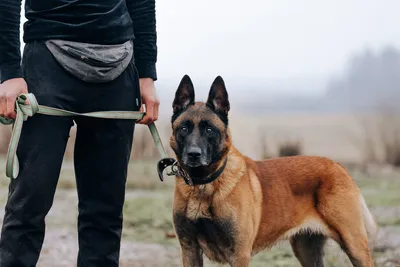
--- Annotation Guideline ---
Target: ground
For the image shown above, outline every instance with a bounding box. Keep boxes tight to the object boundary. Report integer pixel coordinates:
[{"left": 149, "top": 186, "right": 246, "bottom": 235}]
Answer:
[
  {"left": 0, "top": 159, "right": 399, "bottom": 267},
  {"left": 0, "top": 111, "right": 399, "bottom": 266}
]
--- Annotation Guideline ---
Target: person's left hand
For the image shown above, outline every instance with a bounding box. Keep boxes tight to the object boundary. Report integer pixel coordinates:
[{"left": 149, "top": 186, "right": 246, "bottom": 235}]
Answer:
[{"left": 137, "top": 78, "right": 160, "bottom": 125}]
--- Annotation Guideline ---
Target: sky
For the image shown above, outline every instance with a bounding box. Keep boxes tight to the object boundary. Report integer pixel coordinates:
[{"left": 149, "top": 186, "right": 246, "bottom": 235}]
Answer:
[{"left": 19, "top": 0, "right": 400, "bottom": 98}]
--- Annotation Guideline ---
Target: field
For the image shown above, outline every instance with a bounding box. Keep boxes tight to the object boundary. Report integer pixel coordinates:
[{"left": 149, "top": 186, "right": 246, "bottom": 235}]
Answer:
[{"left": 0, "top": 113, "right": 400, "bottom": 266}]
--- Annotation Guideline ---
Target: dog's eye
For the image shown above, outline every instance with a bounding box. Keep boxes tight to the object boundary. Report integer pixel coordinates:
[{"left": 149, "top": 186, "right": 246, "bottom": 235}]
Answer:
[
  {"left": 180, "top": 127, "right": 188, "bottom": 134},
  {"left": 205, "top": 127, "right": 213, "bottom": 134}
]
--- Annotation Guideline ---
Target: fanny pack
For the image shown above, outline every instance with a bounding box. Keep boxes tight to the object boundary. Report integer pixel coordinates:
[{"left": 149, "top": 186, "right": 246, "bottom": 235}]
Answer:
[{"left": 45, "top": 39, "right": 133, "bottom": 83}]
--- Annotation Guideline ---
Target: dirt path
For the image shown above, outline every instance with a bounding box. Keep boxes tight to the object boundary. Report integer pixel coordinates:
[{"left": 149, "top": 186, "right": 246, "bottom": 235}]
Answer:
[
  {"left": 0, "top": 189, "right": 181, "bottom": 267},
  {"left": 36, "top": 227, "right": 179, "bottom": 267}
]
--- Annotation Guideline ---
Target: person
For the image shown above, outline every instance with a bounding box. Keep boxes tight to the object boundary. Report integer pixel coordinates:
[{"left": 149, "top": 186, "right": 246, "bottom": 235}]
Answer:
[{"left": 0, "top": 0, "right": 159, "bottom": 266}]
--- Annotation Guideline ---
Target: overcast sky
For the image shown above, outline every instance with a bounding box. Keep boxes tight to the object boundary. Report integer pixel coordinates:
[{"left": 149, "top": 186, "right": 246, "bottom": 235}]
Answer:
[
  {"left": 20, "top": 0, "right": 400, "bottom": 95},
  {"left": 156, "top": 1, "right": 400, "bottom": 92}
]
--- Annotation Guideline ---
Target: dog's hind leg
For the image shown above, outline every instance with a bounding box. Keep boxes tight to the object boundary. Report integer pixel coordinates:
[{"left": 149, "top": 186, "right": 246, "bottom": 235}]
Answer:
[
  {"left": 321, "top": 211, "right": 374, "bottom": 267},
  {"left": 230, "top": 254, "right": 251, "bottom": 267},
  {"left": 290, "top": 233, "right": 326, "bottom": 267},
  {"left": 317, "top": 177, "right": 375, "bottom": 266},
  {"left": 179, "top": 244, "right": 203, "bottom": 267}
]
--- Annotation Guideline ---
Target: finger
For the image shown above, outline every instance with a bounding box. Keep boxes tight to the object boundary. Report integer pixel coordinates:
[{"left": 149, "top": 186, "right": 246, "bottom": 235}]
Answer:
[
  {"left": 0, "top": 93, "right": 6, "bottom": 117},
  {"left": 138, "top": 114, "right": 151, "bottom": 125},
  {"left": 21, "top": 85, "right": 29, "bottom": 104},
  {"left": 138, "top": 111, "right": 153, "bottom": 125},
  {"left": 141, "top": 102, "right": 155, "bottom": 125},
  {"left": 154, "top": 100, "right": 159, "bottom": 121},
  {"left": 6, "top": 95, "right": 16, "bottom": 120},
  {"left": 136, "top": 103, "right": 145, "bottom": 124}
]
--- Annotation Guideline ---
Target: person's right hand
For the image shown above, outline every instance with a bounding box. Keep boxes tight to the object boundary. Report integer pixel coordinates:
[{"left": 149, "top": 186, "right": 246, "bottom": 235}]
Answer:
[{"left": 0, "top": 78, "right": 28, "bottom": 120}]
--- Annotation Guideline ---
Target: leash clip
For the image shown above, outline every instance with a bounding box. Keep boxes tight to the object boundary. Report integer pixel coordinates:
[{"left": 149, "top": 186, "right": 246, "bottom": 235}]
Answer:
[
  {"left": 157, "top": 158, "right": 178, "bottom": 182},
  {"left": 156, "top": 158, "right": 193, "bottom": 185}
]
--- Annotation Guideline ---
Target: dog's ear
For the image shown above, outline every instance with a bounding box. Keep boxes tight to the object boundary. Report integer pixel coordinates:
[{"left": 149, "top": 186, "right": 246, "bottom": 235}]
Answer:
[
  {"left": 206, "top": 76, "right": 230, "bottom": 117},
  {"left": 173, "top": 75, "right": 195, "bottom": 114}
]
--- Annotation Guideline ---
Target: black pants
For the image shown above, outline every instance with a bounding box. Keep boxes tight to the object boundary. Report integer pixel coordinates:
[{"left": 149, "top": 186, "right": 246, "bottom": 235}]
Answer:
[{"left": 0, "top": 41, "right": 140, "bottom": 267}]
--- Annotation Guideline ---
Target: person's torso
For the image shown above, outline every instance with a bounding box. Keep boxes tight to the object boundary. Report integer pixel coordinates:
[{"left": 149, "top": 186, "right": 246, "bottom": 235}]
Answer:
[{"left": 23, "top": 0, "right": 134, "bottom": 45}]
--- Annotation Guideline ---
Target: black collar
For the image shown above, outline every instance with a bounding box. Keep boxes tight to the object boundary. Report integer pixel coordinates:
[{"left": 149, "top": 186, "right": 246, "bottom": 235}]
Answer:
[{"left": 157, "top": 157, "right": 228, "bottom": 186}]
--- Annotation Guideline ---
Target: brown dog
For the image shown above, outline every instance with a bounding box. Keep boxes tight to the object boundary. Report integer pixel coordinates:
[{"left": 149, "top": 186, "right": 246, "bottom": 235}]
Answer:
[{"left": 169, "top": 75, "right": 377, "bottom": 267}]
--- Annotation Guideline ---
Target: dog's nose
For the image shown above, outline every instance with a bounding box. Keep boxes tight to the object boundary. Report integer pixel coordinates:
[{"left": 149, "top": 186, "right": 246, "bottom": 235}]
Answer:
[{"left": 187, "top": 147, "right": 202, "bottom": 159}]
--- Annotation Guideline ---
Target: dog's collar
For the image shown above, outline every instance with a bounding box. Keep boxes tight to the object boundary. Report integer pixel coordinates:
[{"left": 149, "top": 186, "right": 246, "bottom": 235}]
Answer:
[
  {"left": 184, "top": 158, "right": 228, "bottom": 186},
  {"left": 157, "top": 157, "right": 228, "bottom": 186}
]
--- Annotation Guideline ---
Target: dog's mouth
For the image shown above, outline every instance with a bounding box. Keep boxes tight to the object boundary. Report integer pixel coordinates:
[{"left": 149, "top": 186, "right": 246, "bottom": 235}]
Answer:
[
  {"left": 184, "top": 161, "right": 207, "bottom": 168},
  {"left": 182, "top": 155, "right": 209, "bottom": 168},
  {"left": 180, "top": 159, "right": 221, "bottom": 178},
  {"left": 182, "top": 165, "right": 212, "bottom": 179}
]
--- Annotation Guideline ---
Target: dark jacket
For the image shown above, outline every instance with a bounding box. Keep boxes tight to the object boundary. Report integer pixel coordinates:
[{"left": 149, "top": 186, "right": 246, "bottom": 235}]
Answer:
[{"left": 0, "top": 0, "right": 157, "bottom": 83}]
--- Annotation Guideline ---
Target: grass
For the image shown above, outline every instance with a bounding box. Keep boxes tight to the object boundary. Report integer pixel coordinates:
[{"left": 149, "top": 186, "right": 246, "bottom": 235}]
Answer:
[
  {"left": 52, "top": 159, "right": 176, "bottom": 190},
  {"left": 379, "top": 218, "right": 400, "bottom": 227},
  {"left": 122, "top": 192, "right": 176, "bottom": 244},
  {"left": 354, "top": 175, "right": 400, "bottom": 207}
]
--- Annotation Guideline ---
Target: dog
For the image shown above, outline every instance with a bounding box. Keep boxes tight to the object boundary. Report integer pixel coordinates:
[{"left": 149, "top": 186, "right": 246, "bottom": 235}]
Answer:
[{"left": 169, "top": 75, "right": 378, "bottom": 267}]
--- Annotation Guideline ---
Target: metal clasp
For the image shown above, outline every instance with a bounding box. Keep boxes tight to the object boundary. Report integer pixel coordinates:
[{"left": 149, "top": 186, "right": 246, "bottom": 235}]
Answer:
[
  {"left": 156, "top": 158, "right": 193, "bottom": 185},
  {"left": 157, "top": 158, "right": 177, "bottom": 181}
]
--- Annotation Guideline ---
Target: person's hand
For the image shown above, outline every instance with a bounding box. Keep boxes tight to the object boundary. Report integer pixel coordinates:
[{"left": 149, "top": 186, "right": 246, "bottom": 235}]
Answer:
[
  {"left": 137, "top": 78, "right": 160, "bottom": 125},
  {"left": 0, "top": 78, "right": 28, "bottom": 120}
]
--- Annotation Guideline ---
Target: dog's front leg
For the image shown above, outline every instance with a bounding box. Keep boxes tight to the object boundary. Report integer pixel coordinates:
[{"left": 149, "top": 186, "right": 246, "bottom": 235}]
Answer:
[
  {"left": 179, "top": 243, "right": 203, "bottom": 267},
  {"left": 230, "top": 254, "right": 251, "bottom": 267},
  {"left": 173, "top": 213, "right": 203, "bottom": 266}
]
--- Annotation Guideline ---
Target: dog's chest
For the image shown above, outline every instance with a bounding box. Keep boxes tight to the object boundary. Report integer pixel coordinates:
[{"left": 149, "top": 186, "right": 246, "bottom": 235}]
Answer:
[
  {"left": 185, "top": 197, "right": 212, "bottom": 220},
  {"left": 174, "top": 213, "right": 236, "bottom": 263}
]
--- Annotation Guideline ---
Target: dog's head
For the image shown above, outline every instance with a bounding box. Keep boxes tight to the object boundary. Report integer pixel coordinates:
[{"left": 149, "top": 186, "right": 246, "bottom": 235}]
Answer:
[{"left": 170, "top": 75, "right": 231, "bottom": 178}]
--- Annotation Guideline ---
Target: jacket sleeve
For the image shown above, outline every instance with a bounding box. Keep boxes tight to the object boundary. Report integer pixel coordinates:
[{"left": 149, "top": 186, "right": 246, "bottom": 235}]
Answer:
[
  {"left": 0, "top": 0, "right": 23, "bottom": 83},
  {"left": 126, "top": 0, "right": 158, "bottom": 81}
]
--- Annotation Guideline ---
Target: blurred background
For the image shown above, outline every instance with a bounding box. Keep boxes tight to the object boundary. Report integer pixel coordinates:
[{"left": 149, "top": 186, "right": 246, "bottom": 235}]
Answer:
[{"left": 1, "top": 0, "right": 400, "bottom": 266}]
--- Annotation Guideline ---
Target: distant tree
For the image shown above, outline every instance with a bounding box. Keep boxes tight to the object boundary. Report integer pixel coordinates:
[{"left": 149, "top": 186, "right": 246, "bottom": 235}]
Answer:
[{"left": 325, "top": 46, "right": 400, "bottom": 111}]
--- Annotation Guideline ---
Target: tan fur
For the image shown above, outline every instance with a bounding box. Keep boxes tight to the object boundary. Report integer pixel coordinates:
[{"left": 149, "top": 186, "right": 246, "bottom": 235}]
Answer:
[{"left": 171, "top": 103, "right": 377, "bottom": 267}]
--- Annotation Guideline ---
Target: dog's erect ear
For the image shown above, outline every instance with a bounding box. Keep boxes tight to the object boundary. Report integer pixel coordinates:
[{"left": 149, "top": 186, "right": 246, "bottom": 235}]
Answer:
[
  {"left": 173, "top": 75, "right": 195, "bottom": 114},
  {"left": 206, "top": 76, "right": 230, "bottom": 117}
]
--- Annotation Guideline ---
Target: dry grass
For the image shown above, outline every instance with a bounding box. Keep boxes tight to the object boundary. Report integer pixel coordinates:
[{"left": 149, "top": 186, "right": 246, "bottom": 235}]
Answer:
[
  {"left": 1, "top": 112, "right": 398, "bottom": 170},
  {"left": 0, "top": 113, "right": 371, "bottom": 164},
  {"left": 353, "top": 108, "right": 400, "bottom": 168},
  {"left": 258, "top": 127, "right": 274, "bottom": 160}
]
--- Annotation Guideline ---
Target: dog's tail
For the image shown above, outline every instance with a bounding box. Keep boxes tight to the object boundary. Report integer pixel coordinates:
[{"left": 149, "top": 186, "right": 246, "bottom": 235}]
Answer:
[{"left": 359, "top": 194, "right": 378, "bottom": 250}]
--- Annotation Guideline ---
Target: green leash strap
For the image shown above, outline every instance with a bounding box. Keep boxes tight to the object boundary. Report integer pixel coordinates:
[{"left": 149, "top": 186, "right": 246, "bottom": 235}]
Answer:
[{"left": 0, "top": 93, "right": 169, "bottom": 179}]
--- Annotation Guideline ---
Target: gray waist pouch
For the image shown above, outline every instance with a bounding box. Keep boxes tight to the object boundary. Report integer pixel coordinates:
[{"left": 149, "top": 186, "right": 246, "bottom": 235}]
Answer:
[{"left": 45, "top": 39, "right": 133, "bottom": 83}]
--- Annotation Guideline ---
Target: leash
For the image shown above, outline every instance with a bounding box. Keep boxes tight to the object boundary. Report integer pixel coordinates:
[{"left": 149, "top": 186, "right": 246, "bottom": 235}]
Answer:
[{"left": 0, "top": 93, "right": 176, "bottom": 180}]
